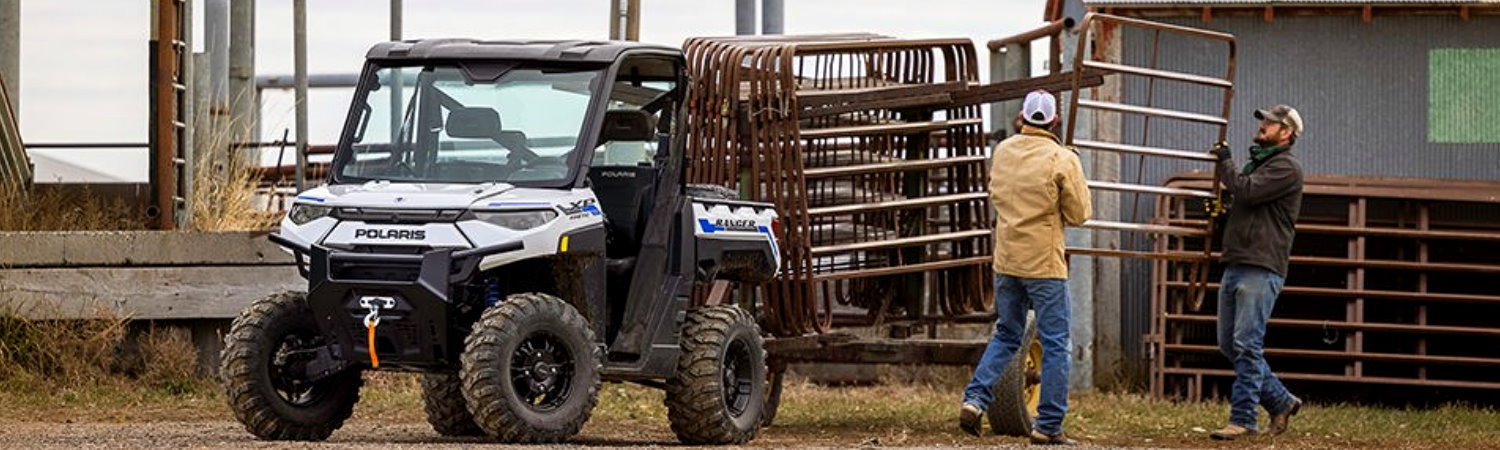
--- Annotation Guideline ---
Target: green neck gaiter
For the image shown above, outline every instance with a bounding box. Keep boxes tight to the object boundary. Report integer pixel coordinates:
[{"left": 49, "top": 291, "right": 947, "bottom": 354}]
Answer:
[{"left": 1243, "top": 145, "right": 1288, "bottom": 174}]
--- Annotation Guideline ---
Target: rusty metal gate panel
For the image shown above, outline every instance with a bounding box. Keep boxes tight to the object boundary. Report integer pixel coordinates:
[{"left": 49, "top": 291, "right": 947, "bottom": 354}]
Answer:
[
  {"left": 1064, "top": 13, "right": 1237, "bottom": 309},
  {"left": 1150, "top": 174, "right": 1500, "bottom": 399},
  {"left": 682, "top": 35, "right": 997, "bottom": 337},
  {"left": 0, "top": 73, "right": 27, "bottom": 192}
]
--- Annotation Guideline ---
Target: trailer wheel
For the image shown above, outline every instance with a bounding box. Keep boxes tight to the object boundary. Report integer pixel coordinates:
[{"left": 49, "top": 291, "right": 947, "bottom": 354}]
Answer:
[
  {"left": 220, "top": 291, "right": 362, "bottom": 441},
  {"left": 421, "top": 373, "right": 484, "bottom": 436},
  {"left": 665, "top": 305, "right": 767, "bottom": 444},
  {"left": 460, "top": 293, "right": 600, "bottom": 443},
  {"left": 988, "top": 315, "right": 1041, "bottom": 437},
  {"left": 761, "top": 366, "right": 785, "bottom": 428}
]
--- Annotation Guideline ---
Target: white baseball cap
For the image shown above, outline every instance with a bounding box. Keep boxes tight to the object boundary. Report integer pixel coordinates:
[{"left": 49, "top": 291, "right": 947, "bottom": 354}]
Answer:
[{"left": 1022, "top": 90, "right": 1058, "bottom": 126}]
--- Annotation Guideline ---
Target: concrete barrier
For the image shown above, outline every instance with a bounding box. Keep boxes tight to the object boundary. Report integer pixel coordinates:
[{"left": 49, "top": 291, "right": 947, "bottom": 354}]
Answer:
[
  {"left": 0, "top": 231, "right": 298, "bottom": 320},
  {"left": 0, "top": 231, "right": 300, "bottom": 371}
]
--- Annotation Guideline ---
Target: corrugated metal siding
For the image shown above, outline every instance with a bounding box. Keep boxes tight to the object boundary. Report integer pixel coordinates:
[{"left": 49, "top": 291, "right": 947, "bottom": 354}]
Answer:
[{"left": 1112, "top": 15, "right": 1500, "bottom": 372}]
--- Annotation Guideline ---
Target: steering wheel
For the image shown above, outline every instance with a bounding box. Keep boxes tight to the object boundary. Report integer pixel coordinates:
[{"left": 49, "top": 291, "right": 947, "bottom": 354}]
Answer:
[
  {"left": 495, "top": 130, "right": 540, "bottom": 163},
  {"left": 432, "top": 160, "right": 521, "bottom": 182},
  {"left": 390, "top": 159, "right": 417, "bottom": 178}
]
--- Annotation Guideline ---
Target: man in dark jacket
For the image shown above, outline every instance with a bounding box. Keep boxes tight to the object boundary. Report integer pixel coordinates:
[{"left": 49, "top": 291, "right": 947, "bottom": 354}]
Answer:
[{"left": 1207, "top": 104, "right": 1305, "bottom": 440}]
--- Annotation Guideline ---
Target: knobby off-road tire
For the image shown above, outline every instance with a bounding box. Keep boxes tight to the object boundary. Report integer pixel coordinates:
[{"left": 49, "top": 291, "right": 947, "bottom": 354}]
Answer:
[
  {"left": 665, "top": 305, "right": 768, "bottom": 445},
  {"left": 988, "top": 314, "right": 1041, "bottom": 437},
  {"left": 421, "top": 373, "right": 484, "bottom": 436},
  {"left": 460, "top": 293, "right": 601, "bottom": 443},
  {"left": 220, "top": 291, "right": 362, "bottom": 441}
]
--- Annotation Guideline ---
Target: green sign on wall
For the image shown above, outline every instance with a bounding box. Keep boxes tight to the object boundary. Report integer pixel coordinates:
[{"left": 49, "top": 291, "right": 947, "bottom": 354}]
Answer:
[{"left": 1429, "top": 49, "right": 1500, "bottom": 144}]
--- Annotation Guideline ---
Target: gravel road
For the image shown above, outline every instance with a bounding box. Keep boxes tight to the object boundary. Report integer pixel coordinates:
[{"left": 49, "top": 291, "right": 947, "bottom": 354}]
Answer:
[{"left": 0, "top": 420, "right": 1137, "bottom": 449}]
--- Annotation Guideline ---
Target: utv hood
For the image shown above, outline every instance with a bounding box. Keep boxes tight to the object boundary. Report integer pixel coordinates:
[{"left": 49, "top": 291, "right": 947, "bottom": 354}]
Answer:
[{"left": 297, "top": 181, "right": 517, "bottom": 209}]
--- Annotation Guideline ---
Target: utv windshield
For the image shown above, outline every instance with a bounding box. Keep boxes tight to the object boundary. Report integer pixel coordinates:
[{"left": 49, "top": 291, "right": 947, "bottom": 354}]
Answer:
[{"left": 334, "top": 63, "right": 604, "bottom": 185}]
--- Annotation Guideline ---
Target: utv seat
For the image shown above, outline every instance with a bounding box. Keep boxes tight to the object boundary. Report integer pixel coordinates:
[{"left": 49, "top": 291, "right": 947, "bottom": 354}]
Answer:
[
  {"left": 588, "top": 109, "right": 661, "bottom": 262},
  {"left": 588, "top": 165, "right": 658, "bottom": 261}
]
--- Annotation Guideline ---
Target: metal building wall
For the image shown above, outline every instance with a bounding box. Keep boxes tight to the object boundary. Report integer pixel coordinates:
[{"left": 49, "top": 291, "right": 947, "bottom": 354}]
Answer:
[{"left": 1109, "top": 14, "right": 1500, "bottom": 378}]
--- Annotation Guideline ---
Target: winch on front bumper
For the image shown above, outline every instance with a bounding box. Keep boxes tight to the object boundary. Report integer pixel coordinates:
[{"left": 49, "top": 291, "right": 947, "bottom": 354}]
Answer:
[{"left": 269, "top": 233, "right": 524, "bottom": 371}]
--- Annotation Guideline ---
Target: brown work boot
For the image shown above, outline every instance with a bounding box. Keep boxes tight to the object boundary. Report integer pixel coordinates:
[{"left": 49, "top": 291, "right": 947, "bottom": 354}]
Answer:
[
  {"left": 958, "top": 403, "right": 983, "bottom": 437},
  {"left": 1029, "top": 430, "right": 1078, "bottom": 445},
  {"left": 1267, "top": 396, "right": 1304, "bottom": 436},
  {"left": 1210, "top": 424, "right": 1257, "bottom": 440}
]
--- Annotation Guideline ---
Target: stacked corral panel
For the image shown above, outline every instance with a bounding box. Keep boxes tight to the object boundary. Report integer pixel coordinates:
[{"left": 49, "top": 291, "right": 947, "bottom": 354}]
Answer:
[
  {"left": 682, "top": 35, "right": 994, "bottom": 336},
  {"left": 1150, "top": 174, "right": 1500, "bottom": 399}
]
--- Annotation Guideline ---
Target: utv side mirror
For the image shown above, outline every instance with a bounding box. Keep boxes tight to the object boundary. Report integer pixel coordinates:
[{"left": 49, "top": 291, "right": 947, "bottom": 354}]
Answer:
[
  {"left": 599, "top": 109, "right": 657, "bottom": 143},
  {"left": 446, "top": 107, "right": 503, "bottom": 139}
]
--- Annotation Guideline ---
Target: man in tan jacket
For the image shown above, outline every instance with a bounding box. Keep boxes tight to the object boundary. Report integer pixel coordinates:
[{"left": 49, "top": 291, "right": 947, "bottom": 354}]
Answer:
[{"left": 959, "top": 90, "right": 1091, "bottom": 445}]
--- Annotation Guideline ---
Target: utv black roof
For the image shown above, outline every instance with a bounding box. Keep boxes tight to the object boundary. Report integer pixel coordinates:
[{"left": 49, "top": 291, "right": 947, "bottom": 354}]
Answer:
[{"left": 366, "top": 39, "right": 681, "bottom": 63}]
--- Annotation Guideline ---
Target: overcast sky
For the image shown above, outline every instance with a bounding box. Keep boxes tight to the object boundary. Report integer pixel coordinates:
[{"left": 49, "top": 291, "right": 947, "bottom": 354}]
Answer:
[{"left": 16, "top": 0, "right": 1048, "bottom": 182}]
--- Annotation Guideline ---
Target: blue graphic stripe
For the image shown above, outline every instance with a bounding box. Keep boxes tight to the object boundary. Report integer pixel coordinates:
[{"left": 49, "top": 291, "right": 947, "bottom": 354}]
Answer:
[
  {"left": 757, "top": 225, "right": 780, "bottom": 264},
  {"left": 295, "top": 195, "right": 325, "bottom": 203},
  {"left": 582, "top": 204, "right": 603, "bottom": 216},
  {"left": 698, "top": 218, "right": 725, "bottom": 233},
  {"left": 486, "top": 202, "right": 552, "bottom": 207},
  {"left": 699, "top": 218, "right": 780, "bottom": 268}
]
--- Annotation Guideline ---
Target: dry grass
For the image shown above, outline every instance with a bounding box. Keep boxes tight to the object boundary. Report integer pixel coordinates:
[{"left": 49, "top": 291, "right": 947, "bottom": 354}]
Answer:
[
  {"left": 0, "top": 185, "right": 146, "bottom": 231},
  {"left": 188, "top": 112, "right": 278, "bottom": 231},
  {"left": 0, "top": 322, "right": 1494, "bottom": 449},
  {"left": 0, "top": 309, "right": 219, "bottom": 422}
]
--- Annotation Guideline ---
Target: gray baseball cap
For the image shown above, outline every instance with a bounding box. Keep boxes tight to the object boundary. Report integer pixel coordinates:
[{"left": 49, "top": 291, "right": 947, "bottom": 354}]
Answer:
[{"left": 1254, "top": 104, "right": 1304, "bottom": 137}]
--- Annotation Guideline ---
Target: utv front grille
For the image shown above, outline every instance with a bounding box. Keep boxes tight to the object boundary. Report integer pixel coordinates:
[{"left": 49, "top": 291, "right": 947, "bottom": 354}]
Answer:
[
  {"left": 348, "top": 245, "right": 432, "bottom": 255},
  {"left": 332, "top": 261, "right": 422, "bottom": 282},
  {"left": 333, "top": 208, "right": 464, "bottom": 224}
]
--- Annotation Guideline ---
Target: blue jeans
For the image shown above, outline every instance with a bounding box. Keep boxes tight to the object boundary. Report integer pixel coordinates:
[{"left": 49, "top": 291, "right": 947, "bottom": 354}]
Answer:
[
  {"left": 963, "top": 274, "right": 1071, "bottom": 436},
  {"left": 1218, "top": 264, "right": 1296, "bottom": 430}
]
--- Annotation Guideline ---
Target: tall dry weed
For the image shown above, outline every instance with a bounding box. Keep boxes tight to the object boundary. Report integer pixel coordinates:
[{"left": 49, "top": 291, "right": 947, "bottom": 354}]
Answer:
[
  {"left": 131, "top": 326, "right": 206, "bottom": 394},
  {"left": 190, "top": 96, "right": 279, "bottom": 231},
  {"left": 0, "top": 308, "right": 212, "bottom": 393},
  {"left": 0, "top": 185, "right": 146, "bottom": 231},
  {"left": 0, "top": 308, "right": 130, "bottom": 385}
]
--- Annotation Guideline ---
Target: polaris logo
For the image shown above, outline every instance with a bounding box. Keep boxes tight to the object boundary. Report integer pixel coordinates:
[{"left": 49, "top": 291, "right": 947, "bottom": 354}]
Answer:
[
  {"left": 599, "top": 171, "right": 636, "bottom": 178},
  {"left": 355, "top": 228, "right": 427, "bottom": 240}
]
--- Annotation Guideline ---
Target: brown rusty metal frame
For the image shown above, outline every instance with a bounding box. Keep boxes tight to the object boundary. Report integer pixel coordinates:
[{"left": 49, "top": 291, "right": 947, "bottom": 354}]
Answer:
[
  {"left": 149, "top": 0, "right": 190, "bottom": 229},
  {"left": 0, "top": 72, "right": 26, "bottom": 192},
  {"left": 1149, "top": 174, "right": 1500, "bottom": 399},
  {"left": 681, "top": 23, "right": 1116, "bottom": 366},
  {"left": 1064, "top": 13, "right": 1237, "bottom": 310},
  {"left": 684, "top": 35, "right": 998, "bottom": 338}
]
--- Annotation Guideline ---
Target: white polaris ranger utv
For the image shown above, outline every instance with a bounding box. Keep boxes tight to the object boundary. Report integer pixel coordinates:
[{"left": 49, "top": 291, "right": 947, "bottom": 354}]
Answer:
[{"left": 221, "top": 39, "right": 781, "bottom": 445}]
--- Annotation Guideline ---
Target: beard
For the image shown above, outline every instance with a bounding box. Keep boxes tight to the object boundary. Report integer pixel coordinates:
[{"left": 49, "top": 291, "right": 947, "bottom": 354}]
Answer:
[{"left": 1253, "top": 135, "right": 1278, "bottom": 147}]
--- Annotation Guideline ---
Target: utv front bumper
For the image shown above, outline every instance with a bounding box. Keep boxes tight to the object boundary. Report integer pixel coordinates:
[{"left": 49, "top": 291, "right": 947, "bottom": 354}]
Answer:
[{"left": 269, "top": 233, "right": 523, "bottom": 371}]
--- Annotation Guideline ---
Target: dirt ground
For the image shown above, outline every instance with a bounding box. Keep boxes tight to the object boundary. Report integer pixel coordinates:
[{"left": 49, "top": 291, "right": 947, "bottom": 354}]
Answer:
[
  {"left": 0, "top": 377, "right": 1493, "bottom": 449},
  {"left": 0, "top": 421, "right": 1092, "bottom": 449}
]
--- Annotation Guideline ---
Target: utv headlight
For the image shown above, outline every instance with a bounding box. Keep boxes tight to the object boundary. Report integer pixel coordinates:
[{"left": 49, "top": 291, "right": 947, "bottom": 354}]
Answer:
[
  {"left": 470, "top": 209, "right": 558, "bottom": 230},
  {"left": 288, "top": 204, "right": 333, "bottom": 225}
]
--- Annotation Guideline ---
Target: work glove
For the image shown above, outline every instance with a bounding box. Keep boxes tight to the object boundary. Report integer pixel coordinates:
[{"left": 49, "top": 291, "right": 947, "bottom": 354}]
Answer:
[
  {"left": 1204, "top": 196, "right": 1228, "bottom": 219},
  {"left": 1209, "top": 141, "right": 1231, "bottom": 162}
]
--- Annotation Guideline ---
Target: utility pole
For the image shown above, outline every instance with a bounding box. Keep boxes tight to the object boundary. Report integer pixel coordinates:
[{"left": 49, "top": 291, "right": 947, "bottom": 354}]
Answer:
[
  {"left": 762, "top": 0, "right": 784, "bottom": 35},
  {"left": 293, "top": 0, "right": 307, "bottom": 192},
  {"left": 390, "top": 0, "right": 402, "bottom": 142},
  {"left": 229, "top": 0, "right": 257, "bottom": 147},
  {"left": 608, "top": 0, "right": 640, "bottom": 41},
  {"left": 206, "top": 0, "right": 229, "bottom": 112},
  {"left": 735, "top": 0, "right": 755, "bottom": 35}
]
